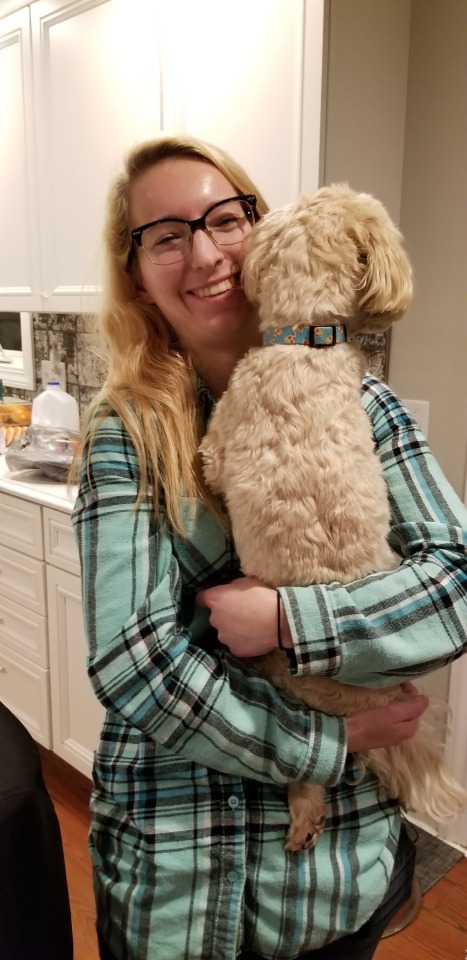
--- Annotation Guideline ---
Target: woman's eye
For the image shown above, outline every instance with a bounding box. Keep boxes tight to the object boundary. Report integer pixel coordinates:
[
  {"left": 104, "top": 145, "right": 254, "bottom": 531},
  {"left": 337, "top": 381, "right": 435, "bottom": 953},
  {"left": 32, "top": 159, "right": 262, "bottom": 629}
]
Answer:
[
  {"left": 214, "top": 214, "right": 240, "bottom": 230},
  {"left": 144, "top": 230, "right": 182, "bottom": 250},
  {"left": 155, "top": 234, "right": 179, "bottom": 247}
]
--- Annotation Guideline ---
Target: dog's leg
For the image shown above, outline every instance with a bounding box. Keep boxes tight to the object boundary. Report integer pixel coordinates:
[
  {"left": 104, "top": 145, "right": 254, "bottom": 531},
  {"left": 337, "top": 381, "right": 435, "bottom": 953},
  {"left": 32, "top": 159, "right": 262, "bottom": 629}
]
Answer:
[{"left": 285, "top": 782, "right": 327, "bottom": 852}]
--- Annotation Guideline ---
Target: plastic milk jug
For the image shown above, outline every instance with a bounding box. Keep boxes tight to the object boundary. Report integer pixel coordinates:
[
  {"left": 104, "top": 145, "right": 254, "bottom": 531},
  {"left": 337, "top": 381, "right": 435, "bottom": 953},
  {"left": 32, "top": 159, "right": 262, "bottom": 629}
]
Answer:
[{"left": 31, "top": 381, "right": 80, "bottom": 432}]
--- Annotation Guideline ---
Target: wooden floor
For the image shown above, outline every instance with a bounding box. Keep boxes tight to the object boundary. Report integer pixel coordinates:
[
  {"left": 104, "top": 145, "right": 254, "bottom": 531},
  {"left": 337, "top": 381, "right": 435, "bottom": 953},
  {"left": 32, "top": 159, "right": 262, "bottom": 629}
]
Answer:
[
  {"left": 39, "top": 746, "right": 467, "bottom": 960},
  {"left": 39, "top": 747, "right": 98, "bottom": 960}
]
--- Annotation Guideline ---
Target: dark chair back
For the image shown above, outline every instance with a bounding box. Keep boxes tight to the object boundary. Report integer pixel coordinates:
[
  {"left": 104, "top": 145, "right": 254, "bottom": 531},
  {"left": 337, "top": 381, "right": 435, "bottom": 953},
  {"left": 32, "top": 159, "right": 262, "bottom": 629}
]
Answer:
[{"left": 0, "top": 701, "right": 73, "bottom": 960}]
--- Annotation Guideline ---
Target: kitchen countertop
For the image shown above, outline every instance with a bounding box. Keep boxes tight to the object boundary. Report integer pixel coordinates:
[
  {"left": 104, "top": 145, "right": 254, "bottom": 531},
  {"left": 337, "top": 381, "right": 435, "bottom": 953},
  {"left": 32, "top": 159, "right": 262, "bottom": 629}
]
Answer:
[{"left": 0, "top": 455, "right": 78, "bottom": 514}]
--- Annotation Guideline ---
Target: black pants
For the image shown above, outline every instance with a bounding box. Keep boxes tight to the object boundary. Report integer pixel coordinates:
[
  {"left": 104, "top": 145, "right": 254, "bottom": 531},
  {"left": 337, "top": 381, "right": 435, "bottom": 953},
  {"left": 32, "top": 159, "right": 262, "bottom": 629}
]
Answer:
[{"left": 98, "top": 823, "right": 416, "bottom": 960}]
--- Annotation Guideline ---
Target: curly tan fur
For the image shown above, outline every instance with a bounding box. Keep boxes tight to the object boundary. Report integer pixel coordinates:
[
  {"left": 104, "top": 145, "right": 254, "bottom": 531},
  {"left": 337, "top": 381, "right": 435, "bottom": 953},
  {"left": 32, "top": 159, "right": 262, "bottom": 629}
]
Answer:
[
  {"left": 241, "top": 183, "right": 413, "bottom": 334},
  {"left": 200, "top": 183, "right": 466, "bottom": 850}
]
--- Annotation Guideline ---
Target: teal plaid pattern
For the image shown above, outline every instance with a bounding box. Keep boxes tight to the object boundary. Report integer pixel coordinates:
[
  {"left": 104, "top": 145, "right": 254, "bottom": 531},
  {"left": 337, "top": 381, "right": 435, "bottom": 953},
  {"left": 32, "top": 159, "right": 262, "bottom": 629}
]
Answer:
[{"left": 72, "top": 376, "right": 467, "bottom": 960}]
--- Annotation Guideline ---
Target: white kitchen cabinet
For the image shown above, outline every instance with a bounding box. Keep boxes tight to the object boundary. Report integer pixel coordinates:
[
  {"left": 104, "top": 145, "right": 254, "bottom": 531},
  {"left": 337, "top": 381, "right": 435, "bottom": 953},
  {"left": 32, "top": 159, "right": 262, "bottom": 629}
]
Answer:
[
  {"left": 1, "top": 0, "right": 325, "bottom": 312},
  {"left": 0, "top": 489, "right": 44, "bottom": 556},
  {"left": 0, "top": 542, "right": 46, "bottom": 614},
  {"left": 0, "top": 490, "right": 103, "bottom": 776},
  {"left": 0, "top": 592, "right": 48, "bottom": 665},
  {"left": 0, "top": 493, "right": 50, "bottom": 743},
  {"left": 30, "top": 0, "right": 163, "bottom": 312},
  {"left": 43, "top": 502, "right": 84, "bottom": 574},
  {"left": 46, "top": 561, "right": 104, "bottom": 778},
  {"left": 0, "top": 643, "right": 51, "bottom": 741},
  {"left": 44, "top": 505, "right": 104, "bottom": 777},
  {"left": 0, "top": 6, "right": 42, "bottom": 310},
  {"left": 158, "top": 0, "right": 325, "bottom": 208}
]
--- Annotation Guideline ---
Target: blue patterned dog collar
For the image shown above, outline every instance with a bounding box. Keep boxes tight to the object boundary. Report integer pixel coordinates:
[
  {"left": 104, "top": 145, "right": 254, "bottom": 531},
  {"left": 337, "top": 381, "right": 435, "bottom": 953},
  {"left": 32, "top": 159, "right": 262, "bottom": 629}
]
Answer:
[{"left": 263, "top": 324, "right": 347, "bottom": 347}]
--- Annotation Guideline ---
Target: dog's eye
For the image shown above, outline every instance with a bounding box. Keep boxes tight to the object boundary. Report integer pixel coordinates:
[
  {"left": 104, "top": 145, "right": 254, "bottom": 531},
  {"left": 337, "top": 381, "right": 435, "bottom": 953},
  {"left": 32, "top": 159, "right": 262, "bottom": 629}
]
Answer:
[{"left": 358, "top": 252, "right": 368, "bottom": 264}]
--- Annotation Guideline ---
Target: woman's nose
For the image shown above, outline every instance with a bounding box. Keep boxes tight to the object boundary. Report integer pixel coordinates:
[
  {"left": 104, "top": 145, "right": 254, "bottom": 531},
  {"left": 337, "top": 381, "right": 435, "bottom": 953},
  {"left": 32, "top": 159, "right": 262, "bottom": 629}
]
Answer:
[{"left": 190, "top": 228, "right": 223, "bottom": 268}]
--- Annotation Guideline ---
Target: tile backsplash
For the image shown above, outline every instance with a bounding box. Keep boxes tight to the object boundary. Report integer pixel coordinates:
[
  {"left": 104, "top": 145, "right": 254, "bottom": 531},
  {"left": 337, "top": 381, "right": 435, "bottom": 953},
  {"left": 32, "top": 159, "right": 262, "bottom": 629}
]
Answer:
[
  {"left": 6, "top": 313, "right": 390, "bottom": 418},
  {"left": 7, "top": 313, "right": 107, "bottom": 416}
]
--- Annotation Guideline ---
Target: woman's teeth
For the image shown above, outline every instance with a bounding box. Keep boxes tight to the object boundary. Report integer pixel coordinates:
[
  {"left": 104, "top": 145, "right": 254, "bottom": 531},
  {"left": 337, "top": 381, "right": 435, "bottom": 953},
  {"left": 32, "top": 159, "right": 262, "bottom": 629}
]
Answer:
[{"left": 193, "top": 277, "right": 237, "bottom": 298}]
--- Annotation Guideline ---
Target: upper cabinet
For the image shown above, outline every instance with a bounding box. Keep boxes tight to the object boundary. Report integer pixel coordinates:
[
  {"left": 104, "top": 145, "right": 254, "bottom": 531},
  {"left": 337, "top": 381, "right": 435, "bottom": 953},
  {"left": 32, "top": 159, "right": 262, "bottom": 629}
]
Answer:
[
  {"left": 30, "top": 0, "right": 164, "bottom": 312},
  {"left": 0, "top": 8, "right": 42, "bottom": 311},
  {"left": 156, "top": 0, "right": 325, "bottom": 210},
  {"left": 0, "top": 0, "right": 325, "bottom": 313}
]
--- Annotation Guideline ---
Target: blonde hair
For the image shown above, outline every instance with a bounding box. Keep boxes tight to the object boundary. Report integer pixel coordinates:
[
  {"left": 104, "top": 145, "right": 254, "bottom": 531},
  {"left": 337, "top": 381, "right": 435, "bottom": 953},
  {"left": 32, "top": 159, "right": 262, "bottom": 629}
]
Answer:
[{"left": 81, "top": 133, "right": 269, "bottom": 535}]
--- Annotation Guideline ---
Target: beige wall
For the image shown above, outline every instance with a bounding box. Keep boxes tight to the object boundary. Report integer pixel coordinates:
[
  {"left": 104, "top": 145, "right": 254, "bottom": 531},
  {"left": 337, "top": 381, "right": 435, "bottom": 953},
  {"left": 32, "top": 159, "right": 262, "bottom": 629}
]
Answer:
[
  {"left": 322, "top": 0, "right": 411, "bottom": 222},
  {"left": 390, "top": 0, "right": 467, "bottom": 498},
  {"left": 323, "top": 0, "right": 467, "bottom": 499}
]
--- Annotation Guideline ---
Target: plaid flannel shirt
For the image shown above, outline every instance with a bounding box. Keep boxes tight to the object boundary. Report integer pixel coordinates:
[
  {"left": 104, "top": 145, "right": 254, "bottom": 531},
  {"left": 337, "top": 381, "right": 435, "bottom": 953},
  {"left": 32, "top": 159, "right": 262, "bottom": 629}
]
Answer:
[{"left": 72, "top": 376, "right": 467, "bottom": 960}]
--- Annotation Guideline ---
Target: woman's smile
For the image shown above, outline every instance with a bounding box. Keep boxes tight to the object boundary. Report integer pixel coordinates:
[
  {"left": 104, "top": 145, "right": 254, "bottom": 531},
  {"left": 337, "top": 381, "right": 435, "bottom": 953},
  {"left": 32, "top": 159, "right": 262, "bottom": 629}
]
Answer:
[{"left": 189, "top": 273, "right": 241, "bottom": 299}]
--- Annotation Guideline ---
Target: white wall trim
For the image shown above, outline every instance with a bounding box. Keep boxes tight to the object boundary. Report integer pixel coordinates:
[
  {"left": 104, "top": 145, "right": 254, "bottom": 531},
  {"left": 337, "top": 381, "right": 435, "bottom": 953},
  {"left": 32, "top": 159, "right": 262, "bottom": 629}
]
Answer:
[{"left": 439, "top": 655, "right": 467, "bottom": 847}]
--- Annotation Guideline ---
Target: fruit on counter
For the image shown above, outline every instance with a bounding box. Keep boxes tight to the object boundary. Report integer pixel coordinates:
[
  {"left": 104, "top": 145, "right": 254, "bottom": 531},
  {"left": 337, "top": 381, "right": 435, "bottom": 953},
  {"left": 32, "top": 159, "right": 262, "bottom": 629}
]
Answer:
[
  {"left": 0, "top": 425, "right": 26, "bottom": 446},
  {"left": 0, "top": 402, "right": 32, "bottom": 426}
]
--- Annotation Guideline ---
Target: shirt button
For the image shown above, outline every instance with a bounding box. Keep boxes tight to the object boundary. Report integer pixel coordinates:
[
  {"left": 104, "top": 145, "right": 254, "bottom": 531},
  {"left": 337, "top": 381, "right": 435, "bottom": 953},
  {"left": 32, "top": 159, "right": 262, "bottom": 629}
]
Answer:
[
  {"left": 227, "top": 795, "right": 239, "bottom": 809},
  {"left": 227, "top": 870, "right": 238, "bottom": 883}
]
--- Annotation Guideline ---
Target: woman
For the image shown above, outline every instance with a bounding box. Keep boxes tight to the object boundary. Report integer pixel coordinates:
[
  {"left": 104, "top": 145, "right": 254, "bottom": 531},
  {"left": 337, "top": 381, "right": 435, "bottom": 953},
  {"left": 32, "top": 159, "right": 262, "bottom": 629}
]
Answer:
[{"left": 72, "top": 133, "right": 467, "bottom": 960}]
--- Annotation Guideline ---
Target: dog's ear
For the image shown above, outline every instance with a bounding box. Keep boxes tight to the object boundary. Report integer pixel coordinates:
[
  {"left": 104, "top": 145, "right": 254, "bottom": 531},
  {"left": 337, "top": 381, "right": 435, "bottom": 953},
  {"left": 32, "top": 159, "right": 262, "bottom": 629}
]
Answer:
[
  {"left": 241, "top": 225, "right": 271, "bottom": 307},
  {"left": 352, "top": 202, "right": 413, "bottom": 331}
]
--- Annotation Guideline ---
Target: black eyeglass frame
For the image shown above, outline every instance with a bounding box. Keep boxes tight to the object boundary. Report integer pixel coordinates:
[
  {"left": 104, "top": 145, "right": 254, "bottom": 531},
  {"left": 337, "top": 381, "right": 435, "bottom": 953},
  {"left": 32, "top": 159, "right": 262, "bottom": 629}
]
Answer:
[{"left": 129, "top": 194, "right": 258, "bottom": 257}]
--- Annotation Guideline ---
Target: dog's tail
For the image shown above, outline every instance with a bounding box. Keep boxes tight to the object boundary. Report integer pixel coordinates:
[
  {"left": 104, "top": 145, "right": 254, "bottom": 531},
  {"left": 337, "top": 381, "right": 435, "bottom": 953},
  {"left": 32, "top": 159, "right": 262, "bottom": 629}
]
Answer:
[{"left": 365, "top": 725, "right": 467, "bottom": 821}]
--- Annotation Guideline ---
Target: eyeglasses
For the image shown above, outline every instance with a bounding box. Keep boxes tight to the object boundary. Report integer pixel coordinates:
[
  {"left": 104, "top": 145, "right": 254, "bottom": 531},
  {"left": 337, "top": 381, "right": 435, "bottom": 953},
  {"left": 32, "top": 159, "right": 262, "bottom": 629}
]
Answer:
[{"left": 130, "top": 194, "right": 257, "bottom": 265}]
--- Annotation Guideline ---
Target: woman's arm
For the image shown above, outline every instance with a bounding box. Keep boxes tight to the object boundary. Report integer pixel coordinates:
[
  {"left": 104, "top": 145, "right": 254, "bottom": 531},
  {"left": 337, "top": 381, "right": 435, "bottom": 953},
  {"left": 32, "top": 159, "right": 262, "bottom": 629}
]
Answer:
[
  {"left": 198, "top": 379, "right": 467, "bottom": 685},
  {"left": 72, "top": 414, "right": 346, "bottom": 788},
  {"left": 286, "top": 378, "right": 467, "bottom": 683}
]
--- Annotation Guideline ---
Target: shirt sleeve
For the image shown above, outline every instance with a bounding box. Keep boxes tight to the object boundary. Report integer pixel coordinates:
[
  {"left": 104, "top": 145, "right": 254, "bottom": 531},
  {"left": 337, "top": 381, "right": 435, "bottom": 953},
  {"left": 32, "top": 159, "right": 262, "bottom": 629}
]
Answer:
[
  {"left": 72, "top": 413, "right": 345, "bottom": 788},
  {"left": 279, "top": 378, "right": 467, "bottom": 685}
]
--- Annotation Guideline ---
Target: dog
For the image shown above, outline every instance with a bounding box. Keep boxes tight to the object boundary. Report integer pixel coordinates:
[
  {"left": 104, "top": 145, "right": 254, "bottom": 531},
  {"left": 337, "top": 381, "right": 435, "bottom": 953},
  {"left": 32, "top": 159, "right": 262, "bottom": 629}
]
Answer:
[{"left": 199, "top": 183, "right": 466, "bottom": 851}]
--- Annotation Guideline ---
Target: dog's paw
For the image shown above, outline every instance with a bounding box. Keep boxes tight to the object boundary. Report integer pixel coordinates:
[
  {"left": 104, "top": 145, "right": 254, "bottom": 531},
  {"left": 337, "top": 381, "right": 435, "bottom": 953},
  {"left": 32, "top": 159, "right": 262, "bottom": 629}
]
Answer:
[{"left": 284, "top": 813, "right": 326, "bottom": 853}]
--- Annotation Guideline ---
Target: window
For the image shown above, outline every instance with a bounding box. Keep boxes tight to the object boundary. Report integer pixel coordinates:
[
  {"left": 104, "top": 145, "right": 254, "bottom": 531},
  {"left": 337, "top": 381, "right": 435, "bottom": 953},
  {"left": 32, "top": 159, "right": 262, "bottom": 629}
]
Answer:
[{"left": 0, "top": 312, "right": 36, "bottom": 390}]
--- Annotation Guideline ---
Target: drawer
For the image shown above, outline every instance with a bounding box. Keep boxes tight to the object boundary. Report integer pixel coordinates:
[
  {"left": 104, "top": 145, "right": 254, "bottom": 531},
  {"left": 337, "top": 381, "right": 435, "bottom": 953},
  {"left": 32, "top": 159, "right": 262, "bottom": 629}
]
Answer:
[
  {"left": 0, "top": 593, "right": 48, "bottom": 668},
  {"left": 43, "top": 507, "right": 80, "bottom": 576},
  {"left": 0, "top": 641, "right": 51, "bottom": 747},
  {"left": 0, "top": 544, "right": 46, "bottom": 615},
  {"left": 0, "top": 492, "right": 43, "bottom": 559}
]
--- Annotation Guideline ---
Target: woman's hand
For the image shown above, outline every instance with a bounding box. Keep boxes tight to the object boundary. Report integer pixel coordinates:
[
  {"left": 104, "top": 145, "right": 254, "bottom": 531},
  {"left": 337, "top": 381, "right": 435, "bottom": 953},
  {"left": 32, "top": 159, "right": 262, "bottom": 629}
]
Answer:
[
  {"left": 196, "top": 576, "right": 293, "bottom": 657},
  {"left": 196, "top": 582, "right": 429, "bottom": 752},
  {"left": 346, "top": 682, "right": 429, "bottom": 752}
]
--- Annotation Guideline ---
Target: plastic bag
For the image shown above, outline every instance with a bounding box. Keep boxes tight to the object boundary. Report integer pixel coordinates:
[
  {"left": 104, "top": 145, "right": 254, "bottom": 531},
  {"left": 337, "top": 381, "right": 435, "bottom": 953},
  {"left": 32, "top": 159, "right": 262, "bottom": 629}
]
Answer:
[{"left": 5, "top": 425, "right": 81, "bottom": 481}]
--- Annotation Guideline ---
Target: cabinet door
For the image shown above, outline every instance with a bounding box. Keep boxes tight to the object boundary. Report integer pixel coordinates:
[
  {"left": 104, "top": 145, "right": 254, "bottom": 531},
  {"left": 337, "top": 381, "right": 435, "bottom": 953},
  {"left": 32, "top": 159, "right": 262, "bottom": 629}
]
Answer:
[
  {"left": 0, "top": 641, "right": 51, "bottom": 747},
  {"left": 0, "top": 7, "right": 41, "bottom": 309},
  {"left": 159, "top": 0, "right": 325, "bottom": 209},
  {"left": 47, "top": 564, "right": 104, "bottom": 778},
  {"left": 31, "top": 0, "right": 163, "bottom": 312}
]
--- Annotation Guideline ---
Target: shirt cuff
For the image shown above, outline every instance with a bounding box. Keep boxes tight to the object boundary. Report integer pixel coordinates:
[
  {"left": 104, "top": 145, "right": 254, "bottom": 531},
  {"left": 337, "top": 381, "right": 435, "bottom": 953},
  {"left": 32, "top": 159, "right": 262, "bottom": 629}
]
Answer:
[
  {"left": 278, "top": 585, "right": 342, "bottom": 678},
  {"left": 298, "top": 713, "right": 347, "bottom": 787}
]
